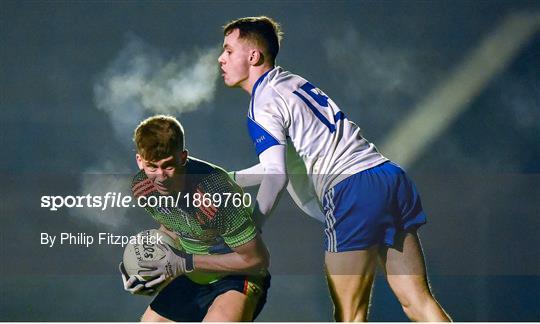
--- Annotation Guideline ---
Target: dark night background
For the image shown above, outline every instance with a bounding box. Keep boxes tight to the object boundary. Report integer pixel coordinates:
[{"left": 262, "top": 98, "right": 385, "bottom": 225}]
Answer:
[{"left": 1, "top": 0, "right": 539, "bottom": 321}]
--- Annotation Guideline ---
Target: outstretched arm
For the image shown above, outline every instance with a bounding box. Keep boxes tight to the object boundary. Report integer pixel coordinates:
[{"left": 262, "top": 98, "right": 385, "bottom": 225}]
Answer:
[
  {"left": 252, "top": 144, "right": 288, "bottom": 228},
  {"left": 231, "top": 163, "right": 265, "bottom": 187}
]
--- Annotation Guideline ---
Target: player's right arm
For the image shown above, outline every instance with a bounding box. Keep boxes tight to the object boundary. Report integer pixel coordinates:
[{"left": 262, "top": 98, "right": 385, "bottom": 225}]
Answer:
[
  {"left": 230, "top": 163, "right": 265, "bottom": 187},
  {"left": 252, "top": 145, "right": 288, "bottom": 228},
  {"left": 229, "top": 153, "right": 287, "bottom": 228},
  {"left": 244, "top": 96, "right": 290, "bottom": 228}
]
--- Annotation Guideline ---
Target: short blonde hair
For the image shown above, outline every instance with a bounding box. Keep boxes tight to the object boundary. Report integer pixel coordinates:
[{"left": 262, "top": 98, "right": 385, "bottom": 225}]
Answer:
[{"left": 133, "top": 115, "right": 184, "bottom": 161}]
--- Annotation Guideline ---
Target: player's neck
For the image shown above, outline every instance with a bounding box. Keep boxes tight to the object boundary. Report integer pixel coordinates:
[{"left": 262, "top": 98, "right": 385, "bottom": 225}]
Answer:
[{"left": 243, "top": 65, "right": 274, "bottom": 96}]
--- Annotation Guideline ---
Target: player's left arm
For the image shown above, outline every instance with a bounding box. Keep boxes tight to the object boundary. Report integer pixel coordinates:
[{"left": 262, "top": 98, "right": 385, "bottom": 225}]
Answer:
[
  {"left": 140, "top": 233, "right": 269, "bottom": 289},
  {"left": 192, "top": 233, "right": 269, "bottom": 273},
  {"left": 191, "top": 170, "right": 271, "bottom": 273}
]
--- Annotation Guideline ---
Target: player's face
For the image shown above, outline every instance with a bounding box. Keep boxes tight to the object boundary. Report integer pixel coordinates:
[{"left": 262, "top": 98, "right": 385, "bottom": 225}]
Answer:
[
  {"left": 136, "top": 151, "right": 187, "bottom": 195},
  {"left": 218, "top": 29, "right": 251, "bottom": 88}
]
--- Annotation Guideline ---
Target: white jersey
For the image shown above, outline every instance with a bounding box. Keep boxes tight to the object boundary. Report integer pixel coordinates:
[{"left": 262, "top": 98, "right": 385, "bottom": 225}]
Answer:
[{"left": 247, "top": 67, "right": 388, "bottom": 210}]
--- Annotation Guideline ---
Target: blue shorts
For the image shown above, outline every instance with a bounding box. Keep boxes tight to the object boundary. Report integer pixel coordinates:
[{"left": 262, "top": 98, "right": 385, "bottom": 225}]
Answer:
[{"left": 322, "top": 161, "right": 427, "bottom": 252}]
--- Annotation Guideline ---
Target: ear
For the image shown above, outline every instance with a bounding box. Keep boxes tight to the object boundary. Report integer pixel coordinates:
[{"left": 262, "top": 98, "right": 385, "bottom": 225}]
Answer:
[
  {"left": 248, "top": 49, "right": 264, "bottom": 66},
  {"left": 135, "top": 154, "right": 144, "bottom": 170},
  {"left": 180, "top": 150, "right": 189, "bottom": 166}
]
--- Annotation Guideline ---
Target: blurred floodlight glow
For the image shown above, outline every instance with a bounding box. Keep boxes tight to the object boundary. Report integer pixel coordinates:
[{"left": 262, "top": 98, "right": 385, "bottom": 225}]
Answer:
[{"left": 380, "top": 12, "right": 540, "bottom": 167}]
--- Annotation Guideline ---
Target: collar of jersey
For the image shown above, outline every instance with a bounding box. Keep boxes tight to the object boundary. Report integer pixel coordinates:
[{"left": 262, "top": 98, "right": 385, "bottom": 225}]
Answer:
[{"left": 250, "top": 66, "right": 275, "bottom": 120}]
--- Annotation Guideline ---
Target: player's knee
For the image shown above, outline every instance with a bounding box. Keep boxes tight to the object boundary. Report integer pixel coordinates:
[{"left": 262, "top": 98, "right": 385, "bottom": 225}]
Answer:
[
  {"left": 330, "top": 289, "right": 371, "bottom": 322},
  {"left": 205, "top": 291, "right": 250, "bottom": 321},
  {"left": 399, "top": 289, "right": 436, "bottom": 321},
  {"left": 334, "top": 304, "right": 368, "bottom": 322},
  {"left": 327, "top": 275, "right": 374, "bottom": 321},
  {"left": 205, "top": 303, "right": 245, "bottom": 322}
]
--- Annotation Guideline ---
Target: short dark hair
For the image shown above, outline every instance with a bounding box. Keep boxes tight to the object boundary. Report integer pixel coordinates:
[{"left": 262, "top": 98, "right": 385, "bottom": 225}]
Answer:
[
  {"left": 133, "top": 115, "right": 185, "bottom": 161},
  {"left": 223, "top": 16, "right": 283, "bottom": 64}
]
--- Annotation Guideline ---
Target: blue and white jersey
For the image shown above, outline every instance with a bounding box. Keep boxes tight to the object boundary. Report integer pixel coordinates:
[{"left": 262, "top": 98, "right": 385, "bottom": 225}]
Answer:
[{"left": 247, "top": 66, "right": 388, "bottom": 204}]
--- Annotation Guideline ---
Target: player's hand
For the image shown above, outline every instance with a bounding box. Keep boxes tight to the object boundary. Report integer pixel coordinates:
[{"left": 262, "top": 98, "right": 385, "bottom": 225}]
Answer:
[
  {"left": 138, "top": 243, "right": 194, "bottom": 288},
  {"left": 118, "top": 262, "right": 156, "bottom": 296}
]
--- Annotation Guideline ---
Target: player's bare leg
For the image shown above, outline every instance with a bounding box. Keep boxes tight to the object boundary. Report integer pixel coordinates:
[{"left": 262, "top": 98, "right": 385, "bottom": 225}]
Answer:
[
  {"left": 325, "top": 247, "right": 378, "bottom": 321},
  {"left": 203, "top": 290, "right": 256, "bottom": 322},
  {"left": 140, "top": 306, "right": 172, "bottom": 322},
  {"left": 379, "top": 230, "right": 451, "bottom": 322}
]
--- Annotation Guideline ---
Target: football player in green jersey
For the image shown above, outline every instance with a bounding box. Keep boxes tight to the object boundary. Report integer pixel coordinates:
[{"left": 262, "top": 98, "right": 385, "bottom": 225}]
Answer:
[{"left": 119, "top": 115, "right": 270, "bottom": 322}]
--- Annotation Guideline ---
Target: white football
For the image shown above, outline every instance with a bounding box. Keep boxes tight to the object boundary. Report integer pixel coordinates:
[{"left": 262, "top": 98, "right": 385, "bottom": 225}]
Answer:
[{"left": 122, "top": 229, "right": 177, "bottom": 281}]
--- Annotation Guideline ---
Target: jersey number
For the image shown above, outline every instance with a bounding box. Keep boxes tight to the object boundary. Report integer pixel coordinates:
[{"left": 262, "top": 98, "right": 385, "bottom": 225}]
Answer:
[{"left": 293, "top": 82, "right": 345, "bottom": 133}]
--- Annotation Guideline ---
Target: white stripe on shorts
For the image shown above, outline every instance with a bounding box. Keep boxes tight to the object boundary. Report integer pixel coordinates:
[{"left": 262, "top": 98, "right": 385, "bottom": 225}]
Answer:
[{"left": 324, "top": 188, "right": 337, "bottom": 252}]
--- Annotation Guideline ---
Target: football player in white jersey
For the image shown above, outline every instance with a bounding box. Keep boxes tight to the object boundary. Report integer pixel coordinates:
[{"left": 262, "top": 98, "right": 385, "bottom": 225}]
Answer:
[{"left": 218, "top": 16, "right": 451, "bottom": 321}]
